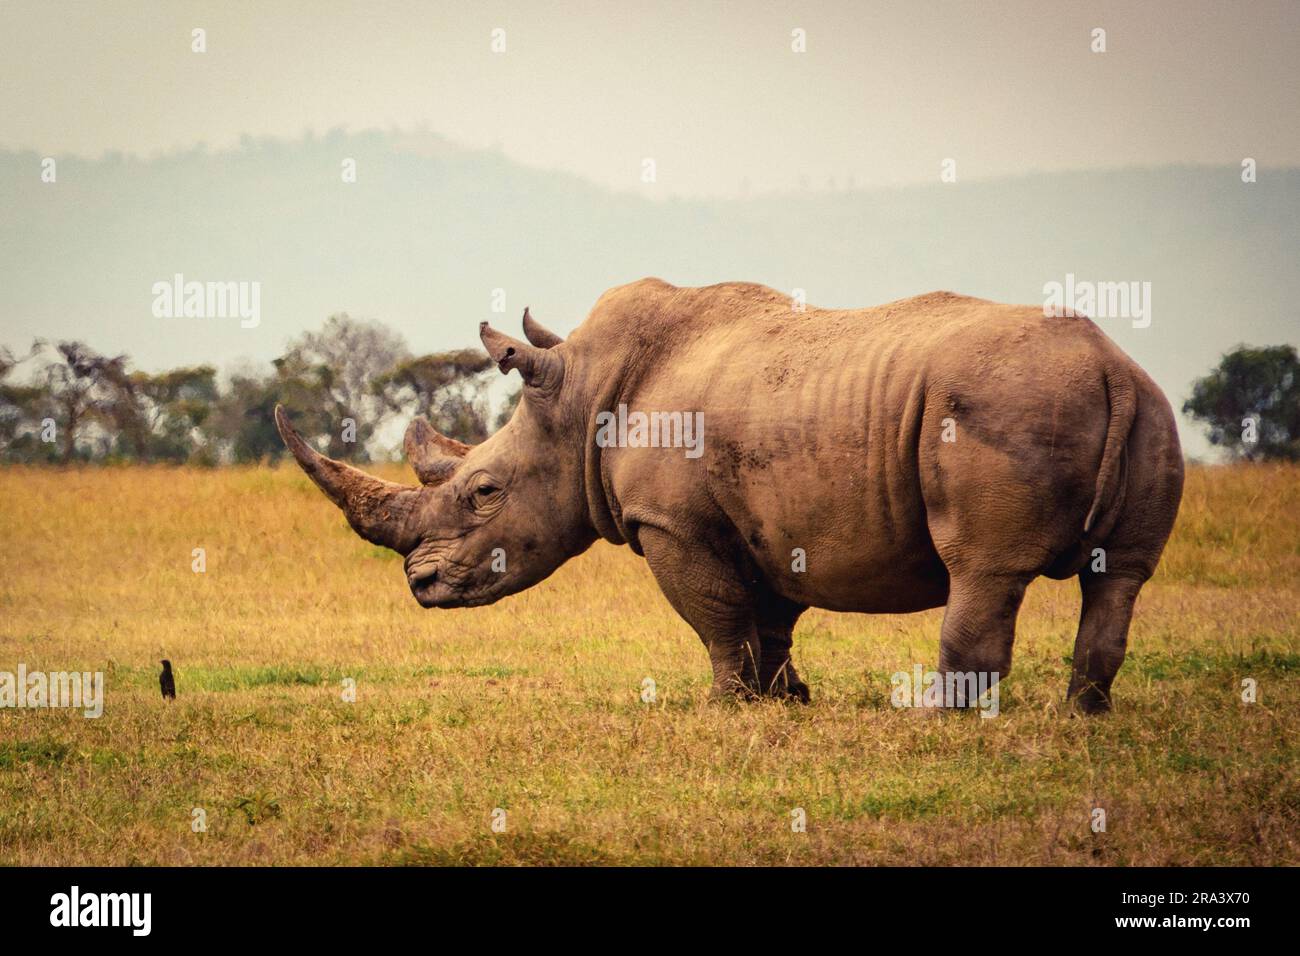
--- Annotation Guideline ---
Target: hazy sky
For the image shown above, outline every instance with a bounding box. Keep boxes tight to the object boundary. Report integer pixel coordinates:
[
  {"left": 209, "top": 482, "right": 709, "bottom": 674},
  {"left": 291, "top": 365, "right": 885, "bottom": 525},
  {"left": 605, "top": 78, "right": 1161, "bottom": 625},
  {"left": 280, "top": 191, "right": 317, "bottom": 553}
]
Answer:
[{"left": 2, "top": 0, "right": 1297, "bottom": 197}]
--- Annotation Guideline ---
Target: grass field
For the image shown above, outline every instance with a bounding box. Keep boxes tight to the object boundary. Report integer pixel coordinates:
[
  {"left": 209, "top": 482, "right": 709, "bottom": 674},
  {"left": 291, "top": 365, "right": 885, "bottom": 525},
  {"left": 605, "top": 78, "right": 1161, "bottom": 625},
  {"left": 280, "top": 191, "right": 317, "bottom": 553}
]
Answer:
[{"left": 0, "top": 463, "right": 1297, "bottom": 865}]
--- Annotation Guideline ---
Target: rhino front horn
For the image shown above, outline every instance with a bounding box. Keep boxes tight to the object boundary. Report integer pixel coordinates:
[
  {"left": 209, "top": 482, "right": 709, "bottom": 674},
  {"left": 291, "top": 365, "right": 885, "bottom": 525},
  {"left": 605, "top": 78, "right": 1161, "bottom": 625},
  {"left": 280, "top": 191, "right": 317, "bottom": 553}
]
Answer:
[
  {"left": 480, "top": 321, "right": 564, "bottom": 390},
  {"left": 274, "top": 405, "right": 422, "bottom": 553}
]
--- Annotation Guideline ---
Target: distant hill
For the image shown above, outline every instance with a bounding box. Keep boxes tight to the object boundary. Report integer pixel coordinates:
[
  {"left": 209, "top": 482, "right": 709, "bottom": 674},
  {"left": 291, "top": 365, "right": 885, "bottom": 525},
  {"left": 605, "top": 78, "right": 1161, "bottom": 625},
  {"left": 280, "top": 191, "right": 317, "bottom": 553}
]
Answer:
[{"left": 1, "top": 130, "right": 1296, "bottom": 457}]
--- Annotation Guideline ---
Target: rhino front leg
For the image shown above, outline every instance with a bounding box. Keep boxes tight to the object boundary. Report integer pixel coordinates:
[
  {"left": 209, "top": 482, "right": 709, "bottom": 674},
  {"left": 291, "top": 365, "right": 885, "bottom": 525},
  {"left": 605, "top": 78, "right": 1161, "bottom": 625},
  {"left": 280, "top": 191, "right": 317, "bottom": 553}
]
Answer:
[
  {"left": 755, "top": 593, "right": 810, "bottom": 703},
  {"left": 637, "top": 526, "right": 761, "bottom": 700}
]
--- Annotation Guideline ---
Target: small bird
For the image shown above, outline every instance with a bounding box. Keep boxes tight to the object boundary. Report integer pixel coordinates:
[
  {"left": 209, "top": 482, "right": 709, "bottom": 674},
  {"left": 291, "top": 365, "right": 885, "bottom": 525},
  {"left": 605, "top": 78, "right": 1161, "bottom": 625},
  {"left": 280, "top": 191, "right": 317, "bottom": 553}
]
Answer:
[{"left": 159, "top": 660, "right": 176, "bottom": 700}]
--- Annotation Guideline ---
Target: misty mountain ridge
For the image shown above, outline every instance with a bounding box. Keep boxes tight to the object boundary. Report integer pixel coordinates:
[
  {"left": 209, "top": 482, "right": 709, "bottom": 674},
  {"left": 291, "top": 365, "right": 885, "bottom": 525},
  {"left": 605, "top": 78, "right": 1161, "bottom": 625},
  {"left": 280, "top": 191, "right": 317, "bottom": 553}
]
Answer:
[{"left": 1, "top": 128, "right": 1297, "bottom": 458}]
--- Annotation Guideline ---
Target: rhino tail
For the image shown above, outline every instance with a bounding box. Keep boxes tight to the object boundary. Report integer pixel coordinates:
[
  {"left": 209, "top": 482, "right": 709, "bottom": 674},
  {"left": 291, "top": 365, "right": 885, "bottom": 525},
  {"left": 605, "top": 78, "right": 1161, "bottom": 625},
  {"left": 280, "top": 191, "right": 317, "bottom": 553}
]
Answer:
[{"left": 1083, "top": 359, "right": 1138, "bottom": 533}]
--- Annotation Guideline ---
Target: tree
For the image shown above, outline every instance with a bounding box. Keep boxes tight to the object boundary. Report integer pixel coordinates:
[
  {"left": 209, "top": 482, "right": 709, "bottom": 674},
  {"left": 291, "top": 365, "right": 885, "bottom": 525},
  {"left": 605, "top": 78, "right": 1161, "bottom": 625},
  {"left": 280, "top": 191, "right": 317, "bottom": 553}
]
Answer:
[
  {"left": 372, "top": 348, "right": 494, "bottom": 444},
  {"left": 2, "top": 342, "right": 218, "bottom": 463},
  {"left": 34, "top": 342, "right": 140, "bottom": 462},
  {"left": 1, "top": 314, "right": 471, "bottom": 464},
  {"left": 1184, "top": 345, "right": 1300, "bottom": 461},
  {"left": 209, "top": 365, "right": 284, "bottom": 464},
  {"left": 132, "top": 366, "right": 219, "bottom": 462},
  {"left": 276, "top": 314, "right": 409, "bottom": 459},
  {"left": 0, "top": 342, "right": 49, "bottom": 461}
]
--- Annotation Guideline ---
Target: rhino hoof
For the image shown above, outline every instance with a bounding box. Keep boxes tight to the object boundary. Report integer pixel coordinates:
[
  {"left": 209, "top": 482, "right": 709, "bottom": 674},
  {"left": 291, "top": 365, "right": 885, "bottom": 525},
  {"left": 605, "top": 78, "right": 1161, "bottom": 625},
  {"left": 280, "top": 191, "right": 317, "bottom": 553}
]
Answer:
[
  {"left": 770, "top": 681, "right": 811, "bottom": 704},
  {"left": 708, "top": 681, "right": 761, "bottom": 704},
  {"left": 1069, "top": 692, "right": 1114, "bottom": 716}
]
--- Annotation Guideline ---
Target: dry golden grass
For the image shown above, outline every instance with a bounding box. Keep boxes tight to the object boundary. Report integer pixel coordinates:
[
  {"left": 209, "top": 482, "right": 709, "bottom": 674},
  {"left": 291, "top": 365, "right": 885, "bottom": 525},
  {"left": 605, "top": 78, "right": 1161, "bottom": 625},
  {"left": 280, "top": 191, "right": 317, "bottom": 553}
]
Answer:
[{"left": 0, "top": 462, "right": 1297, "bottom": 865}]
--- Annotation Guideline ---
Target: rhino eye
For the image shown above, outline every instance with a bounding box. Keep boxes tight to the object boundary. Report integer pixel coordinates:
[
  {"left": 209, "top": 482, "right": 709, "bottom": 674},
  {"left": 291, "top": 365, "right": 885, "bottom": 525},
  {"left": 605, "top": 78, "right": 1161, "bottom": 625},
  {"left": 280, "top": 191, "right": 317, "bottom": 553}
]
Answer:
[{"left": 470, "top": 482, "right": 501, "bottom": 509}]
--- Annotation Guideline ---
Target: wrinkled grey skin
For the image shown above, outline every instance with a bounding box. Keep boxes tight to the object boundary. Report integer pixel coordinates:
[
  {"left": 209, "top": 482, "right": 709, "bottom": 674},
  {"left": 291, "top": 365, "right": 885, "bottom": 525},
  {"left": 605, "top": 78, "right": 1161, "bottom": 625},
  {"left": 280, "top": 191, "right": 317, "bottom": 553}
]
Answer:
[{"left": 277, "top": 279, "right": 1183, "bottom": 712}]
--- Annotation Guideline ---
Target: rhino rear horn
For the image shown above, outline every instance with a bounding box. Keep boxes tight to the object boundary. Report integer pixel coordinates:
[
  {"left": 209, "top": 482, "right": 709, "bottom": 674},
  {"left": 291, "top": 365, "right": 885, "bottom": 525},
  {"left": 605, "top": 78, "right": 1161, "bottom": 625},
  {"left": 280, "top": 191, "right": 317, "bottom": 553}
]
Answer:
[
  {"left": 275, "top": 405, "right": 421, "bottom": 553},
  {"left": 403, "top": 417, "right": 470, "bottom": 486},
  {"left": 480, "top": 321, "right": 564, "bottom": 390},
  {"left": 521, "top": 307, "right": 564, "bottom": 348}
]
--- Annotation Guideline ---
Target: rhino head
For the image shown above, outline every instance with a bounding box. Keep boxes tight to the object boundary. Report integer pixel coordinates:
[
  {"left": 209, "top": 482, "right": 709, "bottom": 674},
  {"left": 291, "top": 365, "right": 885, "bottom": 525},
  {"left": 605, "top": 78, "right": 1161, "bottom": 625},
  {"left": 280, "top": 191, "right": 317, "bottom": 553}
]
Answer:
[{"left": 275, "top": 309, "right": 596, "bottom": 608}]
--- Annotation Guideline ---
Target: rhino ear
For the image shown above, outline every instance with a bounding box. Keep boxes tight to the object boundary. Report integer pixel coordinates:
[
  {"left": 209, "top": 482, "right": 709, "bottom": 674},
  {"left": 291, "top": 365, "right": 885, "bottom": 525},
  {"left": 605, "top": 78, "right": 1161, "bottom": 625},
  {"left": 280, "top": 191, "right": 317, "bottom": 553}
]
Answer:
[
  {"left": 403, "top": 417, "right": 470, "bottom": 486},
  {"left": 521, "top": 307, "right": 564, "bottom": 349},
  {"left": 480, "top": 321, "right": 564, "bottom": 391}
]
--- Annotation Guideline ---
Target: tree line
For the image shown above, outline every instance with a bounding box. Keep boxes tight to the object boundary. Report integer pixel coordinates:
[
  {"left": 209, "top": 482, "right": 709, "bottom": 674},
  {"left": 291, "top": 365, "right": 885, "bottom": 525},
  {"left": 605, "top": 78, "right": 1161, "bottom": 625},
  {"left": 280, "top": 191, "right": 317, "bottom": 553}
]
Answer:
[
  {"left": 0, "top": 319, "right": 1296, "bottom": 463},
  {"left": 0, "top": 314, "right": 521, "bottom": 465}
]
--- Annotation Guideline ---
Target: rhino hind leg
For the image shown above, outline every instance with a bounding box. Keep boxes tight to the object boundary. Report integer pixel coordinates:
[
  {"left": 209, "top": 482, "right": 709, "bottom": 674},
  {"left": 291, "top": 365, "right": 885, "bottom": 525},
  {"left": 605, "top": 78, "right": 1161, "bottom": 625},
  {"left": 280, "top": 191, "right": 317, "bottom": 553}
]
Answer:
[
  {"left": 755, "top": 594, "right": 811, "bottom": 703},
  {"left": 1066, "top": 391, "right": 1183, "bottom": 713},
  {"left": 1067, "top": 571, "right": 1144, "bottom": 713},
  {"left": 936, "top": 573, "right": 1030, "bottom": 708}
]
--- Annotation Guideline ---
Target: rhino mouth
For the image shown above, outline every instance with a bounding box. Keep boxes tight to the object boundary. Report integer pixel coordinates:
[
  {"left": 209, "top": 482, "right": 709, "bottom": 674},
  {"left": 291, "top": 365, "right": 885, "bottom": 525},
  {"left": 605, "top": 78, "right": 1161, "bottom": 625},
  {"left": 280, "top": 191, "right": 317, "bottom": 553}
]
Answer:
[
  {"left": 407, "top": 566, "right": 499, "bottom": 609},
  {"left": 407, "top": 567, "right": 451, "bottom": 608}
]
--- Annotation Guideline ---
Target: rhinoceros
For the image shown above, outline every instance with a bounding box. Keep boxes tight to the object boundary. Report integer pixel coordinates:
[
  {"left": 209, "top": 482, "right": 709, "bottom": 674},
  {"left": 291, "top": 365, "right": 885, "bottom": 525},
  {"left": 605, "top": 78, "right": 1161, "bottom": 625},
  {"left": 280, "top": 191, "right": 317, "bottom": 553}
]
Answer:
[{"left": 275, "top": 279, "right": 1183, "bottom": 712}]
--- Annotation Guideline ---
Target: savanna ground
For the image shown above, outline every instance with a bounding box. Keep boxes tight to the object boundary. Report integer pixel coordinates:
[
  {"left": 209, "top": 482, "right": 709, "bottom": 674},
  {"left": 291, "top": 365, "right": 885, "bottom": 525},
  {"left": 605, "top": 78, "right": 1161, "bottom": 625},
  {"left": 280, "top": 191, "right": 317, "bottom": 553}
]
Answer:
[{"left": 0, "top": 463, "right": 1296, "bottom": 866}]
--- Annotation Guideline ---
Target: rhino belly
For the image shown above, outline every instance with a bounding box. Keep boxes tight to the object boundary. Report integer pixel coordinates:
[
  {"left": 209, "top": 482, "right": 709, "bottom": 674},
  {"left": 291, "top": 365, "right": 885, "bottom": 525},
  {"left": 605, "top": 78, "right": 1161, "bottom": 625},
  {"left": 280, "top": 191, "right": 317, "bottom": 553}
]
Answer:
[{"left": 710, "top": 441, "right": 950, "bottom": 614}]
